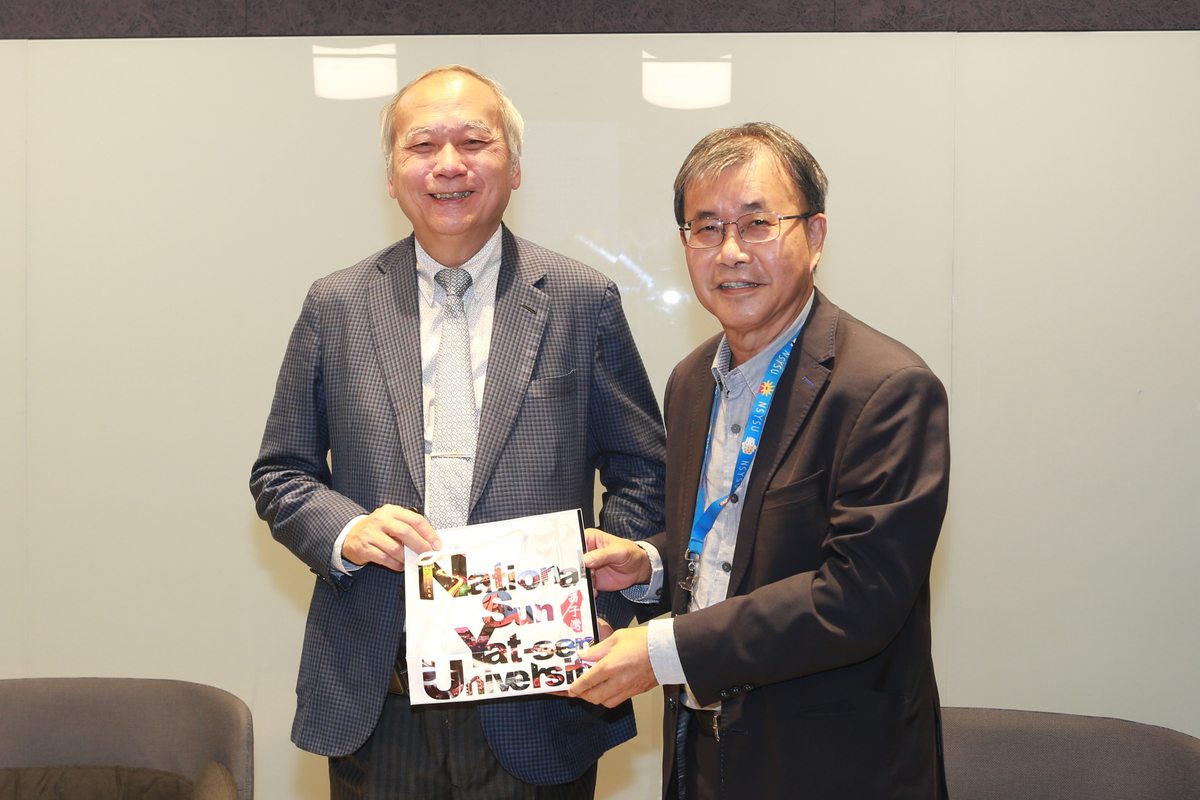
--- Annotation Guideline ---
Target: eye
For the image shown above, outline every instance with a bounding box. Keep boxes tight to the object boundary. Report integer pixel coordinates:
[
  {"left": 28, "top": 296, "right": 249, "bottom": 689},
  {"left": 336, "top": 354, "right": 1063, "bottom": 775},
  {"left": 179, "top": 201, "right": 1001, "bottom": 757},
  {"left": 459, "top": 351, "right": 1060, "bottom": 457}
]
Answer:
[{"left": 744, "top": 215, "right": 772, "bottom": 228}]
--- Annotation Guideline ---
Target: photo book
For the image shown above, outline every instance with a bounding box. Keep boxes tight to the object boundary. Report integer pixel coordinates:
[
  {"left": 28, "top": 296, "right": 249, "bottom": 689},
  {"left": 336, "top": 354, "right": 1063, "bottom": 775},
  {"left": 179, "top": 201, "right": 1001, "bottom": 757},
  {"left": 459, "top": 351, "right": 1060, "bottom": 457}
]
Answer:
[{"left": 403, "top": 509, "right": 599, "bottom": 704}]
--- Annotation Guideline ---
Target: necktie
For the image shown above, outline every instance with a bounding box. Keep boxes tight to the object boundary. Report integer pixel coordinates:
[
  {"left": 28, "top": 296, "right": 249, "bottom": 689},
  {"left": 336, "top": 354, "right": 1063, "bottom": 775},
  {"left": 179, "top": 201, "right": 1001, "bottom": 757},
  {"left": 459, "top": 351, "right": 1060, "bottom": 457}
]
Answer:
[{"left": 426, "top": 267, "right": 477, "bottom": 531}]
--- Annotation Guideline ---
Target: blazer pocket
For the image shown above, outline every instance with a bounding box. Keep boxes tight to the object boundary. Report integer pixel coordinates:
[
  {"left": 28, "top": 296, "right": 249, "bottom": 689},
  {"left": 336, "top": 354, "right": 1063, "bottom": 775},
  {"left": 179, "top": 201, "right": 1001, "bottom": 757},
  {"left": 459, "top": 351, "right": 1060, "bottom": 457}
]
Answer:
[
  {"left": 527, "top": 369, "right": 577, "bottom": 399},
  {"left": 794, "top": 689, "right": 910, "bottom": 718},
  {"left": 761, "top": 469, "right": 825, "bottom": 510}
]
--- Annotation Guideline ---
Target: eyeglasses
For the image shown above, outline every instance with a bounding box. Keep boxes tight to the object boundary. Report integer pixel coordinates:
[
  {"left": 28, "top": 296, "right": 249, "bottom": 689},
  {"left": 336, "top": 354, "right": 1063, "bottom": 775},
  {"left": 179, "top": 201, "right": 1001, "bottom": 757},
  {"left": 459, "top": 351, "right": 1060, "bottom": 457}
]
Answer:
[{"left": 679, "top": 211, "right": 815, "bottom": 249}]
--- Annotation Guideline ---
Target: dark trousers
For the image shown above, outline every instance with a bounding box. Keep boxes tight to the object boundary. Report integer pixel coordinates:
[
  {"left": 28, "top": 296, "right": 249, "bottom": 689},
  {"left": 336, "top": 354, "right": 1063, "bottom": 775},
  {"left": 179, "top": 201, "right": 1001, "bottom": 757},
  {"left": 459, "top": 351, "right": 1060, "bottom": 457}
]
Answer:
[
  {"left": 670, "top": 709, "right": 719, "bottom": 800},
  {"left": 329, "top": 692, "right": 597, "bottom": 800}
]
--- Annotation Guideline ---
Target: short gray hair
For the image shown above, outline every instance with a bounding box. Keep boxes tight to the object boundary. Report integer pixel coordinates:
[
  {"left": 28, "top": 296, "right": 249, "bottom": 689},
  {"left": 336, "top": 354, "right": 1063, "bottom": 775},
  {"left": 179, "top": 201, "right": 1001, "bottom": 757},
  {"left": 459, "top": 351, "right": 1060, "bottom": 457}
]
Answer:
[
  {"left": 379, "top": 65, "right": 524, "bottom": 175},
  {"left": 673, "top": 122, "right": 827, "bottom": 225}
]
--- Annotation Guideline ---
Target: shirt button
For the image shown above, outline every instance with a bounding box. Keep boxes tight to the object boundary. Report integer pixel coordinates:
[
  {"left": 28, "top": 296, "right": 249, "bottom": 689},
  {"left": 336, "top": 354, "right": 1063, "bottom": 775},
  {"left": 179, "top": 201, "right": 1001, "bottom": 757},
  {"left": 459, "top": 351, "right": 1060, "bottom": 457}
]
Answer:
[
  {"left": 729, "top": 493, "right": 738, "bottom": 504},
  {"left": 731, "top": 423, "right": 741, "bottom": 433},
  {"left": 654, "top": 588, "right": 662, "bottom": 597},
  {"left": 721, "top": 562, "right": 732, "bottom": 573}
]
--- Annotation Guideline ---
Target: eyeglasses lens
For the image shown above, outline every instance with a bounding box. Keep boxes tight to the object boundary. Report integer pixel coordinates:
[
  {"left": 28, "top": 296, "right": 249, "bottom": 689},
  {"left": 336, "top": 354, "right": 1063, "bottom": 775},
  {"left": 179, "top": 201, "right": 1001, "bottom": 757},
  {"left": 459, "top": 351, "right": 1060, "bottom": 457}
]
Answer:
[{"left": 685, "top": 213, "right": 781, "bottom": 248}]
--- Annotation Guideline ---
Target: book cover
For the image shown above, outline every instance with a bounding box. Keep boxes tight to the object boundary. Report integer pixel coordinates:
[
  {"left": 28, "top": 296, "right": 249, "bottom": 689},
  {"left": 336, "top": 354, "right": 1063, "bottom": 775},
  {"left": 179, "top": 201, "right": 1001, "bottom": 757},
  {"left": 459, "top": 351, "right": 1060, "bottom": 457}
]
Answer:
[{"left": 403, "top": 509, "right": 599, "bottom": 704}]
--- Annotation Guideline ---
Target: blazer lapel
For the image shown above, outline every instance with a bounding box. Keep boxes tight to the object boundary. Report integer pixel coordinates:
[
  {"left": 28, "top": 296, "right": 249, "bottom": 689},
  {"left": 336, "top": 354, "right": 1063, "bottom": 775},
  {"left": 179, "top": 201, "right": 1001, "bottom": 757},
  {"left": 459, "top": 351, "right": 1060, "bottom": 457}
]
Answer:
[
  {"left": 470, "top": 227, "right": 549, "bottom": 513},
  {"left": 672, "top": 341, "right": 719, "bottom": 616},
  {"left": 726, "top": 290, "right": 837, "bottom": 598},
  {"left": 368, "top": 238, "right": 427, "bottom": 507}
]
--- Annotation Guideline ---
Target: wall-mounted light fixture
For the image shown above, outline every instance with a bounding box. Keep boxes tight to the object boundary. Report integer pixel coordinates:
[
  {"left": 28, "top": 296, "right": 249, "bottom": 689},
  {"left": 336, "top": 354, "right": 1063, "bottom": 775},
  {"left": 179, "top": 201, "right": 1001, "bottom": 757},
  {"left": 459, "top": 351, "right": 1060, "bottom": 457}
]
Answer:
[
  {"left": 313, "top": 44, "right": 398, "bottom": 100},
  {"left": 642, "top": 51, "right": 732, "bottom": 110}
]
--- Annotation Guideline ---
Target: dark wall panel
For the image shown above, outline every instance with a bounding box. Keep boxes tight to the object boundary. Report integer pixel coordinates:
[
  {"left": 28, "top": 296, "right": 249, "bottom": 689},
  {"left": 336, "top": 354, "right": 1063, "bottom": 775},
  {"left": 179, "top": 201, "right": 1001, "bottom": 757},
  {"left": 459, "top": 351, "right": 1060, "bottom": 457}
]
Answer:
[
  {"left": 1, "top": 0, "right": 245, "bottom": 38},
  {"left": 1, "top": 0, "right": 1198, "bottom": 39}
]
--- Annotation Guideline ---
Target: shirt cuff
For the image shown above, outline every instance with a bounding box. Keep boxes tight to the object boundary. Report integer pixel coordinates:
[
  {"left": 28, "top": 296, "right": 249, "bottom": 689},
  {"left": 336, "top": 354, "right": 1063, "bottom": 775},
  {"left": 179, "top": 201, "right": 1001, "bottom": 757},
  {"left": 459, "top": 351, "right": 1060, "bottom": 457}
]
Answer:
[
  {"left": 332, "top": 515, "right": 368, "bottom": 575},
  {"left": 647, "top": 617, "right": 687, "bottom": 686},
  {"left": 620, "top": 541, "right": 666, "bottom": 603}
]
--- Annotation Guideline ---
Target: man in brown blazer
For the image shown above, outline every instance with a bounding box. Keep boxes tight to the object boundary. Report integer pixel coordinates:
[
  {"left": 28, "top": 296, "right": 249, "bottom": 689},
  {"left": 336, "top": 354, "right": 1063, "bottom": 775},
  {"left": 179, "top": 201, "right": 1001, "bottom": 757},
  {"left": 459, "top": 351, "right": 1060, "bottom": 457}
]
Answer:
[{"left": 569, "top": 122, "right": 951, "bottom": 799}]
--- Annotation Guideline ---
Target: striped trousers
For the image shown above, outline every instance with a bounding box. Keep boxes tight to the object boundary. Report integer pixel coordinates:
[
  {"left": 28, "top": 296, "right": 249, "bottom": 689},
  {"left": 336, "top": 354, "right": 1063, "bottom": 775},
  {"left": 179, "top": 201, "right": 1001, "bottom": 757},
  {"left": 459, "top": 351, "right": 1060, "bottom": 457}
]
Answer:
[{"left": 329, "top": 692, "right": 597, "bottom": 800}]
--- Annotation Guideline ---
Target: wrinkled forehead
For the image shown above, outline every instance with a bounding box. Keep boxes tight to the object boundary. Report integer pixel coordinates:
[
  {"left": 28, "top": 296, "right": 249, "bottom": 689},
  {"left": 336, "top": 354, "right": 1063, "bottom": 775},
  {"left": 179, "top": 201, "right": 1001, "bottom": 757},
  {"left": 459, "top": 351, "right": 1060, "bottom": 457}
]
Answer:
[
  {"left": 393, "top": 73, "right": 503, "bottom": 140},
  {"left": 400, "top": 118, "right": 497, "bottom": 147}
]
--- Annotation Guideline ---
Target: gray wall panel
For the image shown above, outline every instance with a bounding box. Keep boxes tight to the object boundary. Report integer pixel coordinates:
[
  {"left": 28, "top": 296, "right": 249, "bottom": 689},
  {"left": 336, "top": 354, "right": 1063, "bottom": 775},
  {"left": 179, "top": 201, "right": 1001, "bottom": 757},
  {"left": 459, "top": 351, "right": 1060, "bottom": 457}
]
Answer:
[
  {"left": 4, "top": 31, "right": 1198, "bottom": 800},
  {"left": 948, "top": 30, "right": 1200, "bottom": 737},
  {"left": 0, "top": 39, "right": 29, "bottom": 680}
]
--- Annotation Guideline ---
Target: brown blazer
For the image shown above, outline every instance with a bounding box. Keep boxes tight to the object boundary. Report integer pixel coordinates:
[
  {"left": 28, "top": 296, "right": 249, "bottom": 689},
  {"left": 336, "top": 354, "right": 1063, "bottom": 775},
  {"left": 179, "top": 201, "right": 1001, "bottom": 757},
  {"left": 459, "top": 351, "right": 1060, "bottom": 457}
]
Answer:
[{"left": 638, "top": 290, "right": 950, "bottom": 799}]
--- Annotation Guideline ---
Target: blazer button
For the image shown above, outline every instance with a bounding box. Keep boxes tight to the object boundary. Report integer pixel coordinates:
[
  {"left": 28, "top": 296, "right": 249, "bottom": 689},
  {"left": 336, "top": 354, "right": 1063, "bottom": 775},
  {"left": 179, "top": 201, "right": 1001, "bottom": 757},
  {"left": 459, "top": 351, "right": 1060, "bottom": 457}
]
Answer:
[
  {"left": 719, "top": 690, "right": 729, "bottom": 699},
  {"left": 743, "top": 684, "right": 753, "bottom": 692}
]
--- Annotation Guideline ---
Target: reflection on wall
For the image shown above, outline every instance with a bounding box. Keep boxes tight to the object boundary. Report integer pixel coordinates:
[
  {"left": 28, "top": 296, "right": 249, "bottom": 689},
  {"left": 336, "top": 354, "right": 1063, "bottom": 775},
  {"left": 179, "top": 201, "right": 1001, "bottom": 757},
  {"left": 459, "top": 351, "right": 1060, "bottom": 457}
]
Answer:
[
  {"left": 572, "top": 232, "right": 688, "bottom": 311},
  {"left": 641, "top": 52, "right": 732, "bottom": 110},
  {"left": 312, "top": 43, "right": 397, "bottom": 100}
]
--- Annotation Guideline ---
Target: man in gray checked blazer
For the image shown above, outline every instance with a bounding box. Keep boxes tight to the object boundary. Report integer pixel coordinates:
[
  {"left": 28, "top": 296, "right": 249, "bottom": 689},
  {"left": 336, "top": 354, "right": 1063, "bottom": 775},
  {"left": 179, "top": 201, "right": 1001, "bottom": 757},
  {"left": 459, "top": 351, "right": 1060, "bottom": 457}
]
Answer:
[{"left": 251, "top": 65, "right": 666, "bottom": 800}]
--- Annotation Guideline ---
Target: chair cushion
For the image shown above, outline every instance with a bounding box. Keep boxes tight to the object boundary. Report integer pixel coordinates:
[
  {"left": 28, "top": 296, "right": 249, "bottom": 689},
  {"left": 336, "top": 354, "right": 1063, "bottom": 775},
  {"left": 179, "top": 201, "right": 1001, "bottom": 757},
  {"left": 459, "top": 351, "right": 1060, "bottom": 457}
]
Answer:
[
  {"left": 0, "top": 766, "right": 193, "bottom": 800},
  {"left": 190, "top": 763, "right": 236, "bottom": 800}
]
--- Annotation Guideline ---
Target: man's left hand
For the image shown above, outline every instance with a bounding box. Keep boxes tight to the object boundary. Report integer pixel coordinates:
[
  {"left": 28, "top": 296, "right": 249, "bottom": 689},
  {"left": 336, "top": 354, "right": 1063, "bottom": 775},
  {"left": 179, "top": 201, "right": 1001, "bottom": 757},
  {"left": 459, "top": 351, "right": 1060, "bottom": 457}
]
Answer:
[
  {"left": 568, "top": 627, "right": 658, "bottom": 707},
  {"left": 583, "top": 527, "right": 652, "bottom": 591}
]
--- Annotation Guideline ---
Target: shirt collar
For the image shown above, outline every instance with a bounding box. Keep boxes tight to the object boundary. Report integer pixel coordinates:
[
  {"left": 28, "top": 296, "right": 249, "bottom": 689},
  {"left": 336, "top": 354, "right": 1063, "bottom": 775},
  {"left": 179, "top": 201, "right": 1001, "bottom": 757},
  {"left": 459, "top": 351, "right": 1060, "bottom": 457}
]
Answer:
[
  {"left": 415, "top": 226, "right": 504, "bottom": 307},
  {"left": 712, "top": 290, "right": 816, "bottom": 395}
]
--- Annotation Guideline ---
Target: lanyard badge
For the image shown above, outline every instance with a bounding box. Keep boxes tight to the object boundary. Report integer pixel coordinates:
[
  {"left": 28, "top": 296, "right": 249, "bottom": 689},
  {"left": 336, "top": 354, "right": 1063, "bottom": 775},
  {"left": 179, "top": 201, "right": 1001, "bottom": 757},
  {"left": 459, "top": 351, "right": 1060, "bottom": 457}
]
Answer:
[
  {"left": 679, "top": 553, "right": 701, "bottom": 592},
  {"left": 680, "top": 335, "right": 797, "bottom": 593}
]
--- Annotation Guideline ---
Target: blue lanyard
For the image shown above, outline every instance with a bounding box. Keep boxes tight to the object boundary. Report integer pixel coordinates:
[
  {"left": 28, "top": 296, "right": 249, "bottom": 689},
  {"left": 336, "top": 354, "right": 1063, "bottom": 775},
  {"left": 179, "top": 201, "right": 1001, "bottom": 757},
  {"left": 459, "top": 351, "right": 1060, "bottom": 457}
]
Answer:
[{"left": 681, "top": 334, "right": 797, "bottom": 591}]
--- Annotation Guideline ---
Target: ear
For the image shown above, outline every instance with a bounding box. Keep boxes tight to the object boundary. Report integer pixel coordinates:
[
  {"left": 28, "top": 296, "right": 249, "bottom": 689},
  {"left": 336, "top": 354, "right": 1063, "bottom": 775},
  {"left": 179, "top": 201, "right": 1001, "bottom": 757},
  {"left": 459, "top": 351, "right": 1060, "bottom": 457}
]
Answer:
[
  {"left": 387, "top": 165, "right": 398, "bottom": 200},
  {"left": 806, "top": 213, "right": 828, "bottom": 267},
  {"left": 510, "top": 160, "right": 522, "bottom": 190}
]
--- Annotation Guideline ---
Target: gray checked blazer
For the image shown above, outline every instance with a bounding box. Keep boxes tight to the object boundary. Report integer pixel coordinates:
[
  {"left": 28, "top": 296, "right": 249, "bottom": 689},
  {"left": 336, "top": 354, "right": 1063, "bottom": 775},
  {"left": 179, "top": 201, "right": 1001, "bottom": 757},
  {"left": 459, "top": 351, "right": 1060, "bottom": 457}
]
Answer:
[{"left": 251, "top": 226, "right": 667, "bottom": 785}]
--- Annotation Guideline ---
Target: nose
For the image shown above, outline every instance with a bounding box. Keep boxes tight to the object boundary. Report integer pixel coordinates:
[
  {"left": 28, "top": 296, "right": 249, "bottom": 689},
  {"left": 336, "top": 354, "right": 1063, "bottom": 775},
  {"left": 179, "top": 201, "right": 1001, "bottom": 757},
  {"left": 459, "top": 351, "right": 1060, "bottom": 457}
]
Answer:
[
  {"left": 716, "top": 223, "right": 750, "bottom": 266},
  {"left": 433, "top": 143, "right": 466, "bottom": 177}
]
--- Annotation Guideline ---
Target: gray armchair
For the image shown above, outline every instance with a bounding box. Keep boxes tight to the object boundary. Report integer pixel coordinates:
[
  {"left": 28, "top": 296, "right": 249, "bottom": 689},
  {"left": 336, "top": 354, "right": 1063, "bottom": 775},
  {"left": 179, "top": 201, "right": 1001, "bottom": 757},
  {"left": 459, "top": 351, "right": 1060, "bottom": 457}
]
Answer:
[
  {"left": 0, "top": 678, "right": 253, "bottom": 800},
  {"left": 942, "top": 706, "right": 1200, "bottom": 800}
]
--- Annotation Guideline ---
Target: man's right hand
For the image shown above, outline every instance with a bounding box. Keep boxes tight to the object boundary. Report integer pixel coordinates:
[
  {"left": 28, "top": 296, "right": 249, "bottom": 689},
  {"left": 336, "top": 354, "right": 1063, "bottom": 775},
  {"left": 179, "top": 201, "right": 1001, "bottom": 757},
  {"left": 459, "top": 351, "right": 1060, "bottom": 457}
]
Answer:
[
  {"left": 342, "top": 505, "right": 442, "bottom": 571},
  {"left": 583, "top": 528, "right": 652, "bottom": 591}
]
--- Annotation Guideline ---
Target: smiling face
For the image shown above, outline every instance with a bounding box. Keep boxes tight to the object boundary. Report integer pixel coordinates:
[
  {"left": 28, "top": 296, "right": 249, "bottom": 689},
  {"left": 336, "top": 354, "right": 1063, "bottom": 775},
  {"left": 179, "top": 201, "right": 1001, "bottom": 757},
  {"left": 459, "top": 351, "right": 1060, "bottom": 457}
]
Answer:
[
  {"left": 682, "top": 152, "right": 827, "bottom": 365},
  {"left": 387, "top": 71, "right": 521, "bottom": 267}
]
